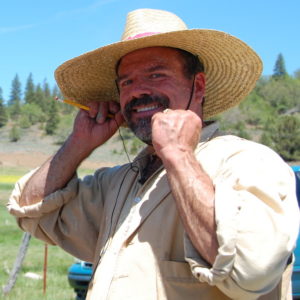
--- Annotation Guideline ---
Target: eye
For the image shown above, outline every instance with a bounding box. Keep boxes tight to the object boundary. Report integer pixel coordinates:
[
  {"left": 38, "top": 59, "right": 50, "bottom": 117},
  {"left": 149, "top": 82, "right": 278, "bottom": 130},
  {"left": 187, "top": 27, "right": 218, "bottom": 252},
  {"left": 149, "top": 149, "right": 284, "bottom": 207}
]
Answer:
[
  {"left": 120, "top": 79, "right": 133, "bottom": 87},
  {"left": 149, "top": 73, "right": 164, "bottom": 79}
]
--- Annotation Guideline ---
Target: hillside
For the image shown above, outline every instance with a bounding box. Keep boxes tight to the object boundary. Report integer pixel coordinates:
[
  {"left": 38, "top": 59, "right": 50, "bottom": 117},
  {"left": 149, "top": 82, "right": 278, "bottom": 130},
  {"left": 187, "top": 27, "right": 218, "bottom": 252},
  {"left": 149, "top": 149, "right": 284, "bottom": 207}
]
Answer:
[{"left": 0, "top": 123, "right": 133, "bottom": 171}]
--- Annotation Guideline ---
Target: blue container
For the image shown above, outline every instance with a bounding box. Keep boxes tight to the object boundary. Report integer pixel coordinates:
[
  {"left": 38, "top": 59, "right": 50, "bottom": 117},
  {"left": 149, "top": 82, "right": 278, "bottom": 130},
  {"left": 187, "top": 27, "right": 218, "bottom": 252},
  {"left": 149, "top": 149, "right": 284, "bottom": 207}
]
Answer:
[
  {"left": 68, "top": 260, "right": 93, "bottom": 300},
  {"left": 292, "top": 166, "right": 300, "bottom": 298}
]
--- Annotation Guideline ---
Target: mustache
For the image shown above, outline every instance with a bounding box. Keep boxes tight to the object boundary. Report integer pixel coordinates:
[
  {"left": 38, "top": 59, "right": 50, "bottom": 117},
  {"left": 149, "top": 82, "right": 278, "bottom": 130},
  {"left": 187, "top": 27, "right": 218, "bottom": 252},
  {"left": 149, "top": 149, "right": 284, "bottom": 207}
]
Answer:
[{"left": 124, "top": 95, "right": 169, "bottom": 115}]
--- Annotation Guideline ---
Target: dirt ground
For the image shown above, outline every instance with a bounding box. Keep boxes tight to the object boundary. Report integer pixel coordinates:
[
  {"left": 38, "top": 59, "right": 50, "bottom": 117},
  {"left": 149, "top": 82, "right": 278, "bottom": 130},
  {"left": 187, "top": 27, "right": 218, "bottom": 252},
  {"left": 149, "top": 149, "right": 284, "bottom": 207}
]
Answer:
[
  {"left": 0, "top": 125, "right": 130, "bottom": 171},
  {"left": 0, "top": 151, "right": 113, "bottom": 169}
]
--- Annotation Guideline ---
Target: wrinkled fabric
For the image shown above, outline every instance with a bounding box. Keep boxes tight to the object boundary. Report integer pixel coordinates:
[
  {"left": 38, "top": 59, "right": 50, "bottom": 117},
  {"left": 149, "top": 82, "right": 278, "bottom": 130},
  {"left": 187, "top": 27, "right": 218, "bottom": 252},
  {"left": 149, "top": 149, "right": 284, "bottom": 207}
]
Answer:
[{"left": 7, "top": 124, "right": 299, "bottom": 300}]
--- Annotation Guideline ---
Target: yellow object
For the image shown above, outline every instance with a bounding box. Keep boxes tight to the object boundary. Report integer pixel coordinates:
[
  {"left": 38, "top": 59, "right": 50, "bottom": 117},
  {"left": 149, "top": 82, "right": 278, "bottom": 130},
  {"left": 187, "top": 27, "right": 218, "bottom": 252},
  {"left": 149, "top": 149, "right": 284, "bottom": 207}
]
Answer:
[
  {"left": 62, "top": 99, "right": 90, "bottom": 111},
  {"left": 55, "top": 97, "right": 114, "bottom": 119}
]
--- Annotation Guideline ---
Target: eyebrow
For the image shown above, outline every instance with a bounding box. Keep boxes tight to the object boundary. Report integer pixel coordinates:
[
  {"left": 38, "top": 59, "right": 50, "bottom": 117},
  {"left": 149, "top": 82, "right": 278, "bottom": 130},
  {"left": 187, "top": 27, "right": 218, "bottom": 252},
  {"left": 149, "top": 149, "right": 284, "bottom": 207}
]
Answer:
[{"left": 116, "top": 64, "right": 168, "bottom": 83}]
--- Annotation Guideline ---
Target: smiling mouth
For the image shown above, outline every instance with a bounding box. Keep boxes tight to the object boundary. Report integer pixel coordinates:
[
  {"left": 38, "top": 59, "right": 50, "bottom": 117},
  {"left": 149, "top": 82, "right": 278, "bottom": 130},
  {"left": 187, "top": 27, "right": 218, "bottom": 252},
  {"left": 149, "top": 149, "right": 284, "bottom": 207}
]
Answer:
[{"left": 135, "top": 105, "right": 160, "bottom": 113}]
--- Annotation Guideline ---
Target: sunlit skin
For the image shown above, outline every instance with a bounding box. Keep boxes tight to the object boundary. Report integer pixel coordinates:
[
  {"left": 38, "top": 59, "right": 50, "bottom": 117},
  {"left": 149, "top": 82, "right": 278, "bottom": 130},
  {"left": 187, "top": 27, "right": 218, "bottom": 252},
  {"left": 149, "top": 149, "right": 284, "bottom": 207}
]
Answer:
[
  {"left": 19, "top": 46, "right": 218, "bottom": 265},
  {"left": 117, "top": 47, "right": 206, "bottom": 143}
]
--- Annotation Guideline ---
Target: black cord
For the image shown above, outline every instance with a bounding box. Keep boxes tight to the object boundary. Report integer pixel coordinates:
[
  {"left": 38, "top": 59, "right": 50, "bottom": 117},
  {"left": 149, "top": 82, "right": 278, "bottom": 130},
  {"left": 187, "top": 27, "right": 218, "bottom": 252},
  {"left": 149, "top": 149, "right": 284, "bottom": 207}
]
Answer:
[
  {"left": 185, "top": 74, "right": 196, "bottom": 111},
  {"left": 112, "top": 117, "right": 139, "bottom": 173}
]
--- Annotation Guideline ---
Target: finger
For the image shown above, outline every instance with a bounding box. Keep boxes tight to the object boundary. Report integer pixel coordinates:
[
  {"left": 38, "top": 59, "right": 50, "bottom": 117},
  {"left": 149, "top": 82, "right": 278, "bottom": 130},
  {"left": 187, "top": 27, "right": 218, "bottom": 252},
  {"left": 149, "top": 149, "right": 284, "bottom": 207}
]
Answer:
[
  {"left": 108, "top": 101, "right": 121, "bottom": 115},
  {"left": 88, "top": 102, "right": 100, "bottom": 118},
  {"left": 96, "top": 102, "right": 109, "bottom": 124}
]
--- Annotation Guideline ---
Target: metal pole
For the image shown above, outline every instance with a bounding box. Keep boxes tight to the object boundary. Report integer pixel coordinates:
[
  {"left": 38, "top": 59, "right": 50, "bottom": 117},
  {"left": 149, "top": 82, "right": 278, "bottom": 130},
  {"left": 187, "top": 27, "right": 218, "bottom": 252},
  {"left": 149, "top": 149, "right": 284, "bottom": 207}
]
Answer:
[{"left": 43, "top": 243, "right": 48, "bottom": 295}]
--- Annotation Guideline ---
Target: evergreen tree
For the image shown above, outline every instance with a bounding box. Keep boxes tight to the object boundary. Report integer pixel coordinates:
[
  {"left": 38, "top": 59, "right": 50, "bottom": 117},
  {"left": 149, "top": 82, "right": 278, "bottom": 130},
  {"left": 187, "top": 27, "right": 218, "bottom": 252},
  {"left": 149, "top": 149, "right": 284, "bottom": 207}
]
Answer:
[
  {"left": 8, "top": 74, "right": 22, "bottom": 116},
  {"left": 52, "top": 85, "right": 61, "bottom": 98},
  {"left": 45, "top": 100, "right": 60, "bottom": 135},
  {"left": 272, "top": 53, "right": 287, "bottom": 80},
  {"left": 24, "top": 73, "right": 37, "bottom": 104},
  {"left": 0, "top": 88, "right": 8, "bottom": 127},
  {"left": 35, "top": 83, "right": 47, "bottom": 112},
  {"left": 43, "top": 79, "right": 51, "bottom": 98}
]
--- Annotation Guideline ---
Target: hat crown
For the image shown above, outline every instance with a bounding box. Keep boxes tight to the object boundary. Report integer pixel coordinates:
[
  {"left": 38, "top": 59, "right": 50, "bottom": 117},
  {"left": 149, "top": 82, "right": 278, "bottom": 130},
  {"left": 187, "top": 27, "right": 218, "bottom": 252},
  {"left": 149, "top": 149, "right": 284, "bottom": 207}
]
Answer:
[{"left": 121, "top": 9, "right": 188, "bottom": 41}]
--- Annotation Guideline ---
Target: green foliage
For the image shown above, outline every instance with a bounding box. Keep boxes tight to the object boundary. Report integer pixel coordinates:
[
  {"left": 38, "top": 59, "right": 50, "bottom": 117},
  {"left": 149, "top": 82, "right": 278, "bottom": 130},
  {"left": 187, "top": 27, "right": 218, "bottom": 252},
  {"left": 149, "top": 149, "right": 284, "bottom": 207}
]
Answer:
[
  {"left": 24, "top": 73, "right": 37, "bottom": 104},
  {"left": 260, "top": 115, "right": 300, "bottom": 161},
  {"left": 19, "top": 114, "right": 31, "bottom": 129},
  {"left": 0, "top": 180, "right": 75, "bottom": 300},
  {"left": 258, "top": 77, "right": 300, "bottom": 113},
  {"left": 35, "top": 83, "right": 48, "bottom": 112},
  {"left": 20, "top": 103, "right": 45, "bottom": 126},
  {"left": 54, "top": 112, "right": 76, "bottom": 144},
  {"left": 43, "top": 79, "right": 51, "bottom": 98},
  {"left": 9, "top": 124, "right": 21, "bottom": 142},
  {"left": 272, "top": 53, "right": 288, "bottom": 80},
  {"left": 0, "top": 88, "right": 8, "bottom": 127},
  {"left": 294, "top": 69, "right": 300, "bottom": 80},
  {"left": 217, "top": 71, "right": 300, "bottom": 161},
  {"left": 8, "top": 74, "right": 22, "bottom": 116},
  {"left": 45, "top": 101, "right": 60, "bottom": 135},
  {"left": 239, "top": 90, "right": 274, "bottom": 126}
]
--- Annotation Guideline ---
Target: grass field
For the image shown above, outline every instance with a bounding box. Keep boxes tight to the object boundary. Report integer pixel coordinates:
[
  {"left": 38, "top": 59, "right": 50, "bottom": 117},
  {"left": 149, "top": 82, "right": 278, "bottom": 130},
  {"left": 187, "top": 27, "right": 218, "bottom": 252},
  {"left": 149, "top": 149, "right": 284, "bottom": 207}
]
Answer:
[{"left": 0, "top": 166, "right": 78, "bottom": 300}]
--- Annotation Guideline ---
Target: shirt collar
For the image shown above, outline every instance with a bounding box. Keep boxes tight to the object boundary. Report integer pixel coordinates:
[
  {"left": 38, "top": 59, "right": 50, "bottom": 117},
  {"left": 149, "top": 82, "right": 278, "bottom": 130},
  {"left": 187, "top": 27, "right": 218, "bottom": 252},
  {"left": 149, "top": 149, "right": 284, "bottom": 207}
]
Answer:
[{"left": 200, "top": 121, "right": 219, "bottom": 142}]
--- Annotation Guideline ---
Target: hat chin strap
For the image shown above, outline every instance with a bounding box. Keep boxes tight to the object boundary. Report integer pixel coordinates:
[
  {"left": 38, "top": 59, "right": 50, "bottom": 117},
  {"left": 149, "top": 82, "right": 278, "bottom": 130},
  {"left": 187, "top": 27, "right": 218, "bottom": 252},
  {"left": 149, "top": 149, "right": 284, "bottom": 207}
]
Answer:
[{"left": 185, "top": 74, "right": 196, "bottom": 111}]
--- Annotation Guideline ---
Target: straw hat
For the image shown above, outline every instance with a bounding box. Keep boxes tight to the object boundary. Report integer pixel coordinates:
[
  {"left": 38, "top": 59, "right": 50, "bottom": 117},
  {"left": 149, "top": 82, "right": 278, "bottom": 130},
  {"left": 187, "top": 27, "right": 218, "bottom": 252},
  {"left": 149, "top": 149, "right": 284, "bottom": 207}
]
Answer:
[{"left": 54, "top": 8, "right": 262, "bottom": 119}]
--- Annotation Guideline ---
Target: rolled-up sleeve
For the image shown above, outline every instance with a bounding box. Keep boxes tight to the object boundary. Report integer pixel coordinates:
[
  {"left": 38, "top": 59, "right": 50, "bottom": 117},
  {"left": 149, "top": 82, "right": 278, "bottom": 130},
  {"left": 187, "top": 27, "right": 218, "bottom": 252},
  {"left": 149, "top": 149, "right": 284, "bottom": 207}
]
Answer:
[
  {"left": 185, "top": 138, "right": 300, "bottom": 299},
  {"left": 7, "top": 167, "right": 112, "bottom": 261}
]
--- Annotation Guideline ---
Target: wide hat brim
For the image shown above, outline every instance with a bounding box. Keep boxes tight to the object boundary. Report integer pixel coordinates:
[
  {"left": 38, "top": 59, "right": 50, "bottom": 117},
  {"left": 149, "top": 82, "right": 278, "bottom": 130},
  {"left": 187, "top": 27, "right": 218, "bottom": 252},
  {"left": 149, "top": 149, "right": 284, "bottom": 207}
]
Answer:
[{"left": 55, "top": 29, "right": 262, "bottom": 119}]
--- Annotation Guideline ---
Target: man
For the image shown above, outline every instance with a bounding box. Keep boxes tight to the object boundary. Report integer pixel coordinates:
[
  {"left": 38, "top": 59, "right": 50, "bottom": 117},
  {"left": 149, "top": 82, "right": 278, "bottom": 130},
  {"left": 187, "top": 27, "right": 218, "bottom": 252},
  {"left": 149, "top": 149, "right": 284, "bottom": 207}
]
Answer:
[{"left": 8, "top": 8, "right": 299, "bottom": 300}]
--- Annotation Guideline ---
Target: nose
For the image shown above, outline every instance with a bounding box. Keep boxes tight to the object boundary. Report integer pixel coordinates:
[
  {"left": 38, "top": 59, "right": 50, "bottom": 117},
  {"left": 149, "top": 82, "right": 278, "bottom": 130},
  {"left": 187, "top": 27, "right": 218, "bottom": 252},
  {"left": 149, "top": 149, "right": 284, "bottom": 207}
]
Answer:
[
  {"left": 129, "top": 80, "right": 152, "bottom": 100},
  {"left": 120, "top": 79, "right": 153, "bottom": 109}
]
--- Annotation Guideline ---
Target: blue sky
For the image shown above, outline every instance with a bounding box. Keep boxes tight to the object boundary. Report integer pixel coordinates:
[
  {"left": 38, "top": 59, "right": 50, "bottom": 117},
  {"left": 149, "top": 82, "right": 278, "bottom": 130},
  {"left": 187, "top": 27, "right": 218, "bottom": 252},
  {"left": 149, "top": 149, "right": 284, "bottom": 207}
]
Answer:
[{"left": 1, "top": 0, "right": 299, "bottom": 101}]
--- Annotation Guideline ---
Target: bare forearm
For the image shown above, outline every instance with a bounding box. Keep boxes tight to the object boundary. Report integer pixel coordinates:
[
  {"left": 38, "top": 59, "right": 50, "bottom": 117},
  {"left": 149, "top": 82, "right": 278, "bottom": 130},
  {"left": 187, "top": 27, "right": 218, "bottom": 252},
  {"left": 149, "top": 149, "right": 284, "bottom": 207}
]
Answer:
[
  {"left": 162, "top": 149, "right": 218, "bottom": 265},
  {"left": 19, "top": 136, "right": 91, "bottom": 207}
]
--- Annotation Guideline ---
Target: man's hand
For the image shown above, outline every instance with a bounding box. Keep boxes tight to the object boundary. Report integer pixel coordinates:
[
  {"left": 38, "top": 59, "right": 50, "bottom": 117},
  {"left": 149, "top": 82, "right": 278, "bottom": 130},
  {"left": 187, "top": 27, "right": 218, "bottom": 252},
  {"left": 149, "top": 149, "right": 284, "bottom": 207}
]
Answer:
[
  {"left": 151, "top": 109, "right": 202, "bottom": 160},
  {"left": 151, "top": 109, "right": 218, "bottom": 265},
  {"left": 70, "top": 101, "right": 124, "bottom": 157},
  {"left": 19, "top": 100, "right": 124, "bottom": 207}
]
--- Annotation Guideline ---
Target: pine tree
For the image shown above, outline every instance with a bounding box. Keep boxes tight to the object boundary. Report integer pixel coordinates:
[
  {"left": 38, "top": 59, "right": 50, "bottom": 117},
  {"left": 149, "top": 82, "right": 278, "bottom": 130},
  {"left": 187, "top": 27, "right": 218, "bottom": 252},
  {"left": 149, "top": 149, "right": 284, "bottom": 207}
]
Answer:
[
  {"left": 24, "top": 73, "right": 36, "bottom": 104},
  {"left": 45, "top": 100, "right": 60, "bottom": 135},
  {"left": 43, "top": 79, "right": 51, "bottom": 98},
  {"left": 0, "top": 88, "right": 8, "bottom": 127},
  {"left": 272, "top": 53, "right": 287, "bottom": 80},
  {"left": 52, "top": 85, "right": 61, "bottom": 99},
  {"left": 8, "top": 74, "right": 22, "bottom": 116},
  {"left": 35, "top": 83, "right": 47, "bottom": 112}
]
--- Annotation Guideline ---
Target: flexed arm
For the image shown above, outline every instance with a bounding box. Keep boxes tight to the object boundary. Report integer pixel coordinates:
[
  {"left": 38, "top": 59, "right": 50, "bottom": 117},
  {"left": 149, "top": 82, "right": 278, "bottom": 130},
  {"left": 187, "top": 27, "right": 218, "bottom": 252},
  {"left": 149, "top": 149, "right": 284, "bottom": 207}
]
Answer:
[
  {"left": 19, "top": 101, "right": 124, "bottom": 207},
  {"left": 151, "top": 109, "right": 218, "bottom": 265}
]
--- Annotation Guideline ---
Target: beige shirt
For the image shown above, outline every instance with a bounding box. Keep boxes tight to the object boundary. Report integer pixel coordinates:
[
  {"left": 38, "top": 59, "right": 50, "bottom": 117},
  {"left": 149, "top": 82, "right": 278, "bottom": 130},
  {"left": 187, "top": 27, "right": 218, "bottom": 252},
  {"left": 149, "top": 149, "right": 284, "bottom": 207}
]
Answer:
[{"left": 7, "top": 124, "right": 299, "bottom": 300}]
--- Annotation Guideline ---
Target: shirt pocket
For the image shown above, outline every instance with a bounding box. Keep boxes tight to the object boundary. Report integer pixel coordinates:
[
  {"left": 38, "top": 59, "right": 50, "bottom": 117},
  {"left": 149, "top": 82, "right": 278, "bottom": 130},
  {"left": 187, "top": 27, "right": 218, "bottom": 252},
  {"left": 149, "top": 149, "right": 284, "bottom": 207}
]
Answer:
[
  {"left": 158, "top": 261, "right": 229, "bottom": 300},
  {"left": 160, "top": 260, "right": 198, "bottom": 283}
]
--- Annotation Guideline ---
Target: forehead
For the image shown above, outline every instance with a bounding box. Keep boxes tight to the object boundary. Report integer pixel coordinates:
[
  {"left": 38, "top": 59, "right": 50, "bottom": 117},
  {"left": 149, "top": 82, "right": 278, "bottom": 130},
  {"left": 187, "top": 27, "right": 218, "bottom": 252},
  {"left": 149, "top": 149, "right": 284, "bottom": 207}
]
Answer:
[{"left": 117, "top": 47, "right": 184, "bottom": 74}]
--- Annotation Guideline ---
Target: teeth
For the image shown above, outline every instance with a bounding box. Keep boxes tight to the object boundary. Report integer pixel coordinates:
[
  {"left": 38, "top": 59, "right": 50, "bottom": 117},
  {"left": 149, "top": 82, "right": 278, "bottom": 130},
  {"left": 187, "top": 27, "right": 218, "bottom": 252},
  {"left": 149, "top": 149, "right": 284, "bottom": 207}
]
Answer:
[{"left": 136, "top": 105, "right": 158, "bottom": 113}]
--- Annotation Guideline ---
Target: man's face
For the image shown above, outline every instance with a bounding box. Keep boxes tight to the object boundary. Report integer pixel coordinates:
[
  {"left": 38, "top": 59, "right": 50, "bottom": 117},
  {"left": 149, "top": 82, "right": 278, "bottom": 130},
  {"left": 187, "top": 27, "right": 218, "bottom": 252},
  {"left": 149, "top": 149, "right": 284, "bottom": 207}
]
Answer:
[{"left": 117, "top": 47, "right": 201, "bottom": 144}]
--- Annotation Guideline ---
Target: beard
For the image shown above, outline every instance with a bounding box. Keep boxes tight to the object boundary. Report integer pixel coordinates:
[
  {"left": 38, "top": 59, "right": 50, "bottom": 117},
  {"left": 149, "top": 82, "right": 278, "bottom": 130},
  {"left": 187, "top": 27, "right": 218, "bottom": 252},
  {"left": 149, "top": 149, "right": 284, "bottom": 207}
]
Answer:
[{"left": 124, "top": 95, "right": 169, "bottom": 144}]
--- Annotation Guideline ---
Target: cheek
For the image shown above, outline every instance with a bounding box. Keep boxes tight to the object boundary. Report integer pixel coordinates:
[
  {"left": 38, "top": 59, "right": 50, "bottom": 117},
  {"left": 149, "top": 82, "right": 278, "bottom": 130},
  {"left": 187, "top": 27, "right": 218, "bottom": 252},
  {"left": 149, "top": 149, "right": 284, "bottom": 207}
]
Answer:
[{"left": 119, "top": 94, "right": 128, "bottom": 112}]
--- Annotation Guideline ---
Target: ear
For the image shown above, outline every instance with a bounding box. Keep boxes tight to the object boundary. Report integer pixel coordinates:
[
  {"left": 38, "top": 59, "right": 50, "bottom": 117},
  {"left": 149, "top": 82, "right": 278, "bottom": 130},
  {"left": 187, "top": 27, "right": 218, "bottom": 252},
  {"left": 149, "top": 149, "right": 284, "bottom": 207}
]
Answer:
[{"left": 194, "top": 72, "right": 205, "bottom": 105}]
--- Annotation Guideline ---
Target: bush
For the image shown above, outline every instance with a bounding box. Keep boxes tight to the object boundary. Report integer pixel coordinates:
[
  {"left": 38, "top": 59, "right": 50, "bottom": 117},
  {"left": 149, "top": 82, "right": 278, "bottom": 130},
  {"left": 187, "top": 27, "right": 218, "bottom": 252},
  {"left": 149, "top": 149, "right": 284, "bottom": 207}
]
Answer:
[
  {"left": 260, "top": 115, "right": 300, "bottom": 161},
  {"left": 9, "top": 125, "right": 21, "bottom": 142},
  {"left": 21, "top": 103, "right": 45, "bottom": 125}
]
